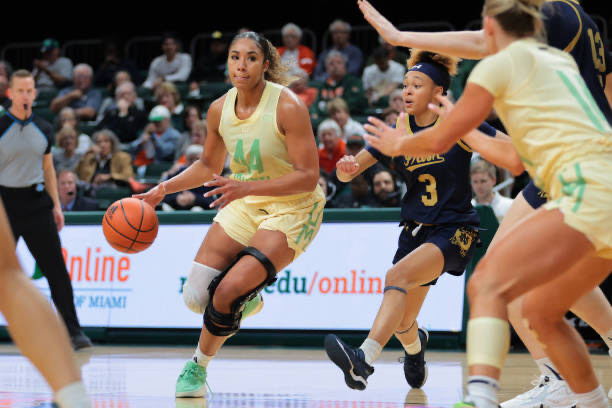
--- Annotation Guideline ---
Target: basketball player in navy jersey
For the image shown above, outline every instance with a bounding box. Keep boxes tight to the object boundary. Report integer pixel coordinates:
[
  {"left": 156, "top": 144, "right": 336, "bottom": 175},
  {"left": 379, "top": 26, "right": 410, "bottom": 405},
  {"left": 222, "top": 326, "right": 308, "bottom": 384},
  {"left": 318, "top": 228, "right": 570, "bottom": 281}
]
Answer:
[
  {"left": 359, "top": 0, "right": 612, "bottom": 404},
  {"left": 324, "top": 49, "right": 509, "bottom": 390}
]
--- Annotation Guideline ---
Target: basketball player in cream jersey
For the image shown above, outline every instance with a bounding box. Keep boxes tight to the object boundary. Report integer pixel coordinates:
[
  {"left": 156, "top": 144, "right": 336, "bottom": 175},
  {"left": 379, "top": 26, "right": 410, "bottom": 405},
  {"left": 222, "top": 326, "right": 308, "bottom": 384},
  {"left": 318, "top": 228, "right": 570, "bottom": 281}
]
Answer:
[
  {"left": 359, "top": 0, "right": 612, "bottom": 405},
  {"left": 135, "top": 31, "right": 325, "bottom": 397},
  {"left": 363, "top": 0, "right": 612, "bottom": 406}
]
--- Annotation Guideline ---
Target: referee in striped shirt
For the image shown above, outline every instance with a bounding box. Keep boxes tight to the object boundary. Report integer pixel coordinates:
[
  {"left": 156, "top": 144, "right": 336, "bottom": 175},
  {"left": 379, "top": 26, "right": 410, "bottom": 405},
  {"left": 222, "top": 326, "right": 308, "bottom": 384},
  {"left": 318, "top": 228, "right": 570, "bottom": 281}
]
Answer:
[{"left": 0, "top": 70, "right": 91, "bottom": 350}]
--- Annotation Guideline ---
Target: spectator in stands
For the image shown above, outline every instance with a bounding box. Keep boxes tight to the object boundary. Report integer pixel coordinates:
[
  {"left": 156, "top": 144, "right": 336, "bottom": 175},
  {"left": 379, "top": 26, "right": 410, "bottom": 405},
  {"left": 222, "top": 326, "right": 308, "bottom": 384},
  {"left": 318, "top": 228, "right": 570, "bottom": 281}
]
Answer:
[
  {"left": 50, "top": 64, "right": 101, "bottom": 121},
  {"left": 94, "top": 41, "right": 140, "bottom": 89},
  {"left": 130, "top": 105, "right": 180, "bottom": 166},
  {"left": 382, "top": 107, "right": 399, "bottom": 126},
  {"left": 278, "top": 23, "right": 316, "bottom": 77},
  {"left": 318, "top": 119, "right": 345, "bottom": 174},
  {"left": 0, "top": 62, "right": 12, "bottom": 109},
  {"left": 57, "top": 170, "right": 98, "bottom": 211},
  {"left": 319, "top": 170, "right": 338, "bottom": 206},
  {"left": 470, "top": 159, "right": 513, "bottom": 222},
  {"left": 345, "top": 134, "right": 366, "bottom": 157},
  {"left": 190, "top": 30, "right": 229, "bottom": 87},
  {"left": 53, "top": 125, "right": 83, "bottom": 172},
  {"left": 369, "top": 168, "right": 401, "bottom": 207},
  {"left": 327, "top": 97, "right": 365, "bottom": 140},
  {"left": 76, "top": 129, "right": 133, "bottom": 190},
  {"left": 96, "top": 81, "right": 148, "bottom": 144},
  {"left": 161, "top": 145, "right": 213, "bottom": 211},
  {"left": 362, "top": 46, "right": 405, "bottom": 106},
  {"left": 289, "top": 69, "right": 317, "bottom": 107},
  {"left": 154, "top": 81, "right": 184, "bottom": 131},
  {"left": 175, "top": 105, "right": 203, "bottom": 159},
  {"left": 0, "top": 75, "right": 9, "bottom": 110},
  {"left": 163, "top": 119, "right": 207, "bottom": 180},
  {"left": 366, "top": 36, "right": 409, "bottom": 67},
  {"left": 96, "top": 70, "right": 145, "bottom": 121},
  {"left": 32, "top": 39, "right": 73, "bottom": 90},
  {"left": 332, "top": 172, "right": 372, "bottom": 208},
  {"left": 388, "top": 89, "right": 404, "bottom": 114},
  {"left": 314, "top": 20, "right": 364, "bottom": 81},
  {"left": 55, "top": 107, "right": 92, "bottom": 155},
  {"left": 0, "top": 61, "right": 12, "bottom": 79},
  {"left": 143, "top": 33, "right": 192, "bottom": 90},
  {"left": 311, "top": 51, "right": 367, "bottom": 120}
]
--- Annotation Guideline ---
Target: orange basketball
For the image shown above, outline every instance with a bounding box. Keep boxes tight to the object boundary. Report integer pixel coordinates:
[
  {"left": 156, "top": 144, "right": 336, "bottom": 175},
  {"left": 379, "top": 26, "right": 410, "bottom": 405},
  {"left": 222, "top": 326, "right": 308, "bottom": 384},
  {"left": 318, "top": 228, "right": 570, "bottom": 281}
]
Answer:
[{"left": 102, "top": 198, "right": 159, "bottom": 254}]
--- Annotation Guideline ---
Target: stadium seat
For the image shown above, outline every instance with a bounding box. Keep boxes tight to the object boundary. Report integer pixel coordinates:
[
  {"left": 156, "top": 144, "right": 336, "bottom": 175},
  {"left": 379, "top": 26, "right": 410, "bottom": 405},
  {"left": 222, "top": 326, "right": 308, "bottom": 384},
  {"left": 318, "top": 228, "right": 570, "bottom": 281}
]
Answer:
[{"left": 94, "top": 187, "right": 132, "bottom": 210}]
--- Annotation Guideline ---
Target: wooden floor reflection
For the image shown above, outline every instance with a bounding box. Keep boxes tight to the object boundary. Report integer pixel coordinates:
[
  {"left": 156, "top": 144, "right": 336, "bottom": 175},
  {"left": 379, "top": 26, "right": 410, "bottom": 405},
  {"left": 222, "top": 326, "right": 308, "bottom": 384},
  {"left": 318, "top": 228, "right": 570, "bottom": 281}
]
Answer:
[{"left": 0, "top": 345, "right": 610, "bottom": 407}]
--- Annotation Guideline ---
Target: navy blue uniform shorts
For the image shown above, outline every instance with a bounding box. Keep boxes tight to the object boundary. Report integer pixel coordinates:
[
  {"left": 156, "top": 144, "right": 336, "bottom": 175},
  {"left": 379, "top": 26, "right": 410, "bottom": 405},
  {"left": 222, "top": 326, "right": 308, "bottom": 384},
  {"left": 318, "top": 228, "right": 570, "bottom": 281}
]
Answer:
[
  {"left": 522, "top": 180, "right": 548, "bottom": 209},
  {"left": 393, "top": 221, "right": 479, "bottom": 286}
]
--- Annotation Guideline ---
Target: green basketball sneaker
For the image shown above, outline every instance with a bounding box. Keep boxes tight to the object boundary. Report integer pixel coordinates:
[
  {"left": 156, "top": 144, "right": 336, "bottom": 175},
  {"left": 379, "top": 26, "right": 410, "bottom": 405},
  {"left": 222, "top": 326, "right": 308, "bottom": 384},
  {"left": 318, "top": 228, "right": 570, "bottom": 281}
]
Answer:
[{"left": 175, "top": 360, "right": 208, "bottom": 397}]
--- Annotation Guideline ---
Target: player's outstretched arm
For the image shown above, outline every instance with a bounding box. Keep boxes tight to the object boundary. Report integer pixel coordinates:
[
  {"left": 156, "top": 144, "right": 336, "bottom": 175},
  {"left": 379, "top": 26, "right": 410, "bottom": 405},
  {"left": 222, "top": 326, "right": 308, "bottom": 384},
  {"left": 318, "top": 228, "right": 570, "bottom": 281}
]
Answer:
[
  {"left": 605, "top": 73, "right": 612, "bottom": 108},
  {"left": 133, "top": 97, "right": 228, "bottom": 208},
  {"left": 462, "top": 130, "right": 524, "bottom": 175},
  {"left": 357, "top": 0, "right": 488, "bottom": 60},
  {"left": 365, "top": 84, "right": 493, "bottom": 157}
]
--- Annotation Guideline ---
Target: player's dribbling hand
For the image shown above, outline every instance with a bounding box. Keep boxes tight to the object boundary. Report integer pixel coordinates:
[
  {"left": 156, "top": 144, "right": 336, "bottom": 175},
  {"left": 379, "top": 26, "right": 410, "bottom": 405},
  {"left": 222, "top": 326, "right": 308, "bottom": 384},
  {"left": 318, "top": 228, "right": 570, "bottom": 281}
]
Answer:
[
  {"left": 204, "top": 174, "right": 251, "bottom": 210},
  {"left": 337, "top": 155, "right": 360, "bottom": 175},
  {"left": 132, "top": 183, "right": 166, "bottom": 209},
  {"left": 364, "top": 114, "right": 406, "bottom": 157},
  {"left": 428, "top": 95, "right": 455, "bottom": 120},
  {"left": 357, "top": 0, "right": 401, "bottom": 46}
]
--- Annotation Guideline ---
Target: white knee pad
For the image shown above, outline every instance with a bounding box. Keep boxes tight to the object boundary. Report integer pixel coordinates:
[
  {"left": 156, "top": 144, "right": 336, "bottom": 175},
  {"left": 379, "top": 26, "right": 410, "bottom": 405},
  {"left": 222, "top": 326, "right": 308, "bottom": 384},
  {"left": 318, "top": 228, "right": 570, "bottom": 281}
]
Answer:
[{"left": 182, "top": 262, "right": 222, "bottom": 314}]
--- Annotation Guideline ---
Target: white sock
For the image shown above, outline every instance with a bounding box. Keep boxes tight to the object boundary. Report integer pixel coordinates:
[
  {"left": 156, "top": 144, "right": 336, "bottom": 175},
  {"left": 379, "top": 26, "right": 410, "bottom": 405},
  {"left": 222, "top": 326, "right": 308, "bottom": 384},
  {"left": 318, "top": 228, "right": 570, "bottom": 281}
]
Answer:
[
  {"left": 465, "top": 376, "right": 499, "bottom": 408},
  {"left": 402, "top": 336, "right": 421, "bottom": 355},
  {"left": 359, "top": 338, "right": 382, "bottom": 365},
  {"left": 54, "top": 381, "right": 91, "bottom": 408},
  {"left": 602, "top": 329, "right": 612, "bottom": 352},
  {"left": 535, "top": 357, "right": 563, "bottom": 380},
  {"left": 193, "top": 345, "right": 214, "bottom": 368},
  {"left": 574, "top": 384, "right": 608, "bottom": 408}
]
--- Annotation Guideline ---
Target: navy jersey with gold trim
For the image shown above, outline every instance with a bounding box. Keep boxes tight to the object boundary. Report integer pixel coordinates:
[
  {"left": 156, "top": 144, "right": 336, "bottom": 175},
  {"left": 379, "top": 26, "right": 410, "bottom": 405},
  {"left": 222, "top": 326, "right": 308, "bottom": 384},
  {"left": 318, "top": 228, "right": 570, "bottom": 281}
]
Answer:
[
  {"left": 366, "top": 115, "right": 497, "bottom": 226},
  {"left": 544, "top": 0, "right": 612, "bottom": 124}
]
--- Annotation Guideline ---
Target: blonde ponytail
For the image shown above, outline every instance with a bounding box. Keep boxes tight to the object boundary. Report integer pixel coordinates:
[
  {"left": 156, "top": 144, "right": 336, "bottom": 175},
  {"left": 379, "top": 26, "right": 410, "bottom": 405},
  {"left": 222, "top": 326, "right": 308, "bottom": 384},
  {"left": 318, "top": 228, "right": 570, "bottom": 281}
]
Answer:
[{"left": 483, "top": 0, "right": 544, "bottom": 37}]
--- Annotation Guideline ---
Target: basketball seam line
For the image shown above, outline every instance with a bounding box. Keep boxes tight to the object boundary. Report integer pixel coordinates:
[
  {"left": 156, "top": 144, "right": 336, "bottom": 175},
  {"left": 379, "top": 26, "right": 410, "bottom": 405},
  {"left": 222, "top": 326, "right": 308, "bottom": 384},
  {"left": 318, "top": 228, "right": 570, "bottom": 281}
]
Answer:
[
  {"left": 103, "top": 213, "right": 154, "bottom": 245},
  {"left": 127, "top": 200, "right": 146, "bottom": 251}
]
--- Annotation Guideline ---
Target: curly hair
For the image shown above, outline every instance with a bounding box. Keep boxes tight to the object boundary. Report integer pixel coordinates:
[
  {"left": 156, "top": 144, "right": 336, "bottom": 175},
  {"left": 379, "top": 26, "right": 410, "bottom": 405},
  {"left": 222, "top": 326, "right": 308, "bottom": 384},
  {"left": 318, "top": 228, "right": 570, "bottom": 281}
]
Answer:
[
  {"left": 230, "top": 31, "right": 292, "bottom": 86},
  {"left": 406, "top": 49, "right": 460, "bottom": 76}
]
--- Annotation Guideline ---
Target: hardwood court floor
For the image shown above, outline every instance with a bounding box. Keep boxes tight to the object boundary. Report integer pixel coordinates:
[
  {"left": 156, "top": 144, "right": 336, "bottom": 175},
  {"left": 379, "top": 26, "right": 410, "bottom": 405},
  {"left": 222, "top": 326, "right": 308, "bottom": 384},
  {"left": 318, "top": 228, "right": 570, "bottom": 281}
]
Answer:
[{"left": 0, "top": 344, "right": 611, "bottom": 407}]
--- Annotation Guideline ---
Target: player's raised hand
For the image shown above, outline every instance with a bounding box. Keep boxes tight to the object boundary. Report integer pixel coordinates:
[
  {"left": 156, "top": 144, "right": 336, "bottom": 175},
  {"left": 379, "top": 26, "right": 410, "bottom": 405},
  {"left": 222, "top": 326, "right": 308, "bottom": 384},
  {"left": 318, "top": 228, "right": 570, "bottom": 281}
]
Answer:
[
  {"left": 336, "top": 155, "right": 360, "bottom": 175},
  {"left": 204, "top": 174, "right": 251, "bottom": 209},
  {"left": 364, "top": 113, "right": 406, "bottom": 157},
  {"left": 428, "top": 94, "right": 455, "bottom": 120},
  {"left": 358, "top": 0, "right": 401, "bottom": 46}
]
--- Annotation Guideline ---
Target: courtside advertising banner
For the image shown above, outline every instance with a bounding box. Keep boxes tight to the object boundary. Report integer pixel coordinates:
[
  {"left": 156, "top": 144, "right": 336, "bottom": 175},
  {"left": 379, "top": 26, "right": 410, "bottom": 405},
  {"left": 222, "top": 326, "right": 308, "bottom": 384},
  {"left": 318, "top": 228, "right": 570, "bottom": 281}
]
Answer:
[{"left": 6, "top": 222, "right": 466, "bottom": 331}]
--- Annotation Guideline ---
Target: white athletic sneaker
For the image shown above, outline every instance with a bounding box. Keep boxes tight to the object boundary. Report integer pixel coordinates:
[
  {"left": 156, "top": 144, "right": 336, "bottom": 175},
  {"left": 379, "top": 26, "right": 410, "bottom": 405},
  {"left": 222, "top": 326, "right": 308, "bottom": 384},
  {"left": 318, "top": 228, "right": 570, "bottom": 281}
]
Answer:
[
  {"left": 501, "top": 376, "right": 550, "bottom": 408},
  {"left": 542, "top": 380, "right": 577, "bottom": 408}
]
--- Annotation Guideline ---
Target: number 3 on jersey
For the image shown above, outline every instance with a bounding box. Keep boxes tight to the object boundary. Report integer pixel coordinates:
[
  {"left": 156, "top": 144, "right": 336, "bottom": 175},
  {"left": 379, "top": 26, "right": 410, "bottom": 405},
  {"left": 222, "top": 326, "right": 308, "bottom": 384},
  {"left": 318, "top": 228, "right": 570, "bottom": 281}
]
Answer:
[
  {"left": 418, "top": 174, "right": 438, "bottom": 206},
  {"left": 233, "top": 138, "right": 264, "bottom": 173}
]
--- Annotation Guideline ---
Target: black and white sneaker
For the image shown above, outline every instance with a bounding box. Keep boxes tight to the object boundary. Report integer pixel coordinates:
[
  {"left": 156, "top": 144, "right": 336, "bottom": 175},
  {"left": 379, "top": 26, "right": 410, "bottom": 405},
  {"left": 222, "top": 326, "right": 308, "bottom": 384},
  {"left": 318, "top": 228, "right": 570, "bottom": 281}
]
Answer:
[
  {"left": 400, "top": 328, "right": 429, "bottom": 388},
  {"left": 324, "top": 334, "right": 374, "bottom": 390}
]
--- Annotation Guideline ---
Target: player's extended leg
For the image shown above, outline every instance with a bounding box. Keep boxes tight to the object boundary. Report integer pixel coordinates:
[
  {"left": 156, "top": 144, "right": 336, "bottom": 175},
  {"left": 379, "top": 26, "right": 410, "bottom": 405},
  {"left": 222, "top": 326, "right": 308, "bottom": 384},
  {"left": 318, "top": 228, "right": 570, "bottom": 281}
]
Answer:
[
  {"left": 0, "top": 202, "right": 89, "bottom": 407},
  {"left": 461, "top": 209, "right": 605, "bottom": 408},
  {"left": 176, "top": 226, "right": 295, "bottom": 397},
  {"left": 395, "top": 285, "right": 431, "bottom": 388},
  {"left": 325, "top": 243, "right": 443, "bottom": 390},
  {"left": 521, "top": 256, "right": 612, "bottom": 402}
]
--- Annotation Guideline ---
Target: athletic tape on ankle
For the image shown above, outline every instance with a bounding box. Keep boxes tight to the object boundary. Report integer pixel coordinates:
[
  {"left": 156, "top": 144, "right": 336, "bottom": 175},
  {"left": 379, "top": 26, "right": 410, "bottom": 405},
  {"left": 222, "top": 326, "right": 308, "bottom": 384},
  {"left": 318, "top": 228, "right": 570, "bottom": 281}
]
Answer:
[
  {"left": 384, "top": 286, "right": 407, "bottom": 295},
  {"left": 466, "top": 317, "right": 510, "bottom": 369}
]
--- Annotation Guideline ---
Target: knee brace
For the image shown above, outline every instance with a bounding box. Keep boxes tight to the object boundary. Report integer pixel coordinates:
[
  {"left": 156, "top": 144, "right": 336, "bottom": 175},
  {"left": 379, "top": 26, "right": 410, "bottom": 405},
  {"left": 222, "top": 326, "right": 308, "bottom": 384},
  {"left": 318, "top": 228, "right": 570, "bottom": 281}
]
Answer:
[
  {"left": 204, "top": 247, "right": 277, "bottom": 336},
  {"left": 182, "top": 263, "right": 223, "bottom": 314}
]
